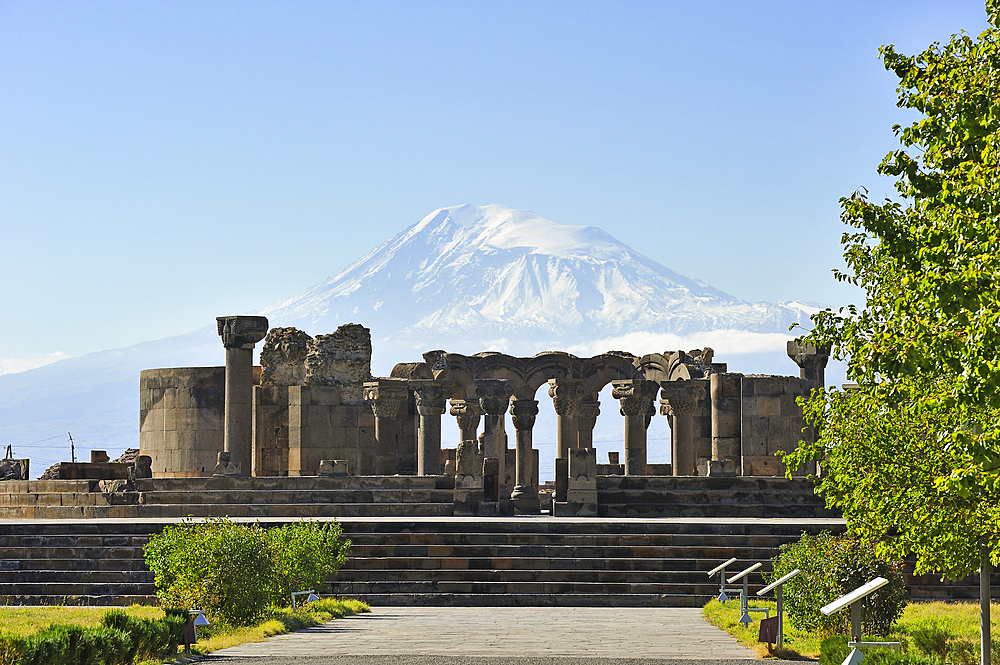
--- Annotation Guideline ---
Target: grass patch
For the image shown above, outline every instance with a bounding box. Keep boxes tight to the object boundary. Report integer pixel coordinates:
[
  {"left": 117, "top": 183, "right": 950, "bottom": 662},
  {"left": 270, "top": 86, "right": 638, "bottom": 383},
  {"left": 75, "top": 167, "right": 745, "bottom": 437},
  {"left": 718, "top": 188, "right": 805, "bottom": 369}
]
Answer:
[
  {"left": 186, "top": 598, "right": 370, "bottom": 657},
  {"left": 0, "top": 605, "right": 164, "bottom": 638},
  {"left": 705, "top": 600, "right": 1000, "bottom": 662}
]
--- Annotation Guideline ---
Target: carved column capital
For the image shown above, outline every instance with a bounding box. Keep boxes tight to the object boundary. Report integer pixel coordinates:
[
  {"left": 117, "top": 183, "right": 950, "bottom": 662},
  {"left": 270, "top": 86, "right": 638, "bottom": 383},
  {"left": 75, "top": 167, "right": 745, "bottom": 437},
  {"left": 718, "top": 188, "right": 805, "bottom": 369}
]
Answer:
[
  {"left": 578, "top": 396, "right": 600, "bottom": 431},
  {"left": 510, "top": 399, "right": 540, "bottom": 431},
  {"left": 410, "top": 381, "right": 450, "bottom": 416},
  {"left": 547, "top": 378, "right": 586, "bottom": 416},
  {"left": 450, "top": 398, "right": 484, "bottom": 431},
  {"left": 612, "top": 379, "right": 659, "bottom": 417},
  {"left": 216, "top": 316, "right": 269, "bottom": 349},
  {"left": 475, "top": 379, "right": 511, "bottom": 416},
  {"left": 786, "top": 341, "right": 831, "bottom": 370},
  {"left": 363, "top": 379, "right": 409, "bottom": 418},
  {"left": 659, "top": 381, "right": 705, "bottom": 417}
]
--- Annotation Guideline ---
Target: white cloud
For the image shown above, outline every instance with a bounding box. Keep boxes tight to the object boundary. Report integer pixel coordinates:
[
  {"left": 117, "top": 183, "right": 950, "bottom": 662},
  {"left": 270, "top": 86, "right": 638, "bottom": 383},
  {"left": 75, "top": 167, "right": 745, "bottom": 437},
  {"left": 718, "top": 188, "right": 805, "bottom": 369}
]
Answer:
[
  {"left": 562, "top": 329, "right": 794, "bottom": 358},
  {"left": 0, "top": 352, "right": 70, "bottom": 376}
]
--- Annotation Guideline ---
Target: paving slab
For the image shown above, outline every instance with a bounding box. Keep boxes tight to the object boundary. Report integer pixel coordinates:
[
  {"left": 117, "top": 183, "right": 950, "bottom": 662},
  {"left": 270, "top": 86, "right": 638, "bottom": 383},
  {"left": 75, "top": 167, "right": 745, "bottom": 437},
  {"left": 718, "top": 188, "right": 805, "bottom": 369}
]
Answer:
[{"left": 205, "top": 606, "right": 786, "bottom": 663}]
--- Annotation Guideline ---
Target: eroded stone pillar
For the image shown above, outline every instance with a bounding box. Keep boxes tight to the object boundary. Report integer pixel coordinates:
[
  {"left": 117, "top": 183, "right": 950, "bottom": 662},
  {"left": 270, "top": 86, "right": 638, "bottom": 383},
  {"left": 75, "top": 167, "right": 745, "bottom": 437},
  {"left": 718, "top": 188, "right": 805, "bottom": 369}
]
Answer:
[
  {"left": 786, "top": 341, "right": 831, "bottom": 388},
  {"left": 449, "top": 399, "right": 483, "bottom": 445},
  {"left": 577, "top": 395, "right": 600, "bottom": 450},
  {"left": 548, "top": 378, "right": 586, "bottom": 459},
  {"left": 510, "top": 399, "right": 540, "bottom": 514},
  {"left": 217, "top": 315, "right": 269, "bottom": 476},
  {"left": 363, "top": 379, "right": 409, "bottom": 475},
  {"left": 660, "top": 381, "right": 705, "bottom": 476},
  {"left": 412, "top": 381, "right": 449, "bottom": 476},
  {"left": 612, "top": 379, "right": 658, "bottom": 476},
  {"left": 475, "top": 380, "right": 510, "bottom": 484}
]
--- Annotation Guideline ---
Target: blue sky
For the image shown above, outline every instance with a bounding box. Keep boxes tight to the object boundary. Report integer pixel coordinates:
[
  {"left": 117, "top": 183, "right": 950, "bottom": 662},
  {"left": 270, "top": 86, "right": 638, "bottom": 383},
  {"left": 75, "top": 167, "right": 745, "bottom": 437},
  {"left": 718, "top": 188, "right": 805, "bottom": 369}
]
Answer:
[{"left": 0, "top": 0, "right": 991, "bottom": 372}]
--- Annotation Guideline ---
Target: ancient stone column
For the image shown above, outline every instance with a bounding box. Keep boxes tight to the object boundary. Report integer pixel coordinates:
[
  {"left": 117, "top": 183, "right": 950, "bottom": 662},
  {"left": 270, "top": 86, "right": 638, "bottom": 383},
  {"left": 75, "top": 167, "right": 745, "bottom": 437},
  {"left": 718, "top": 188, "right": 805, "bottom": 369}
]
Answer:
[
  {"left": 510, "top": 398, "right": 540, "bottom": 514},
  {"left": 449, "top": 399, "right": 484, "bottom": 447},
  {"left": 412, "top": 381, "right": 449, "bottom": 476},
  {"left": 475, "top": 380, "right": 511, "bottom": 484},
  {"left": 363, "top": 379, "right": 409, "bottom": 475},
  {"left": 659, "top": 381, "right": 705, "bottom": 476},
  {"left": 217, "top": 315, "right": 269, "bottom": 476},
  {"left": 612, "top": 379, "right": 658, "bottom": 476},
  {"left": 786, "top": 341, "right": 831, "bottom": 388},
  {"left": 577, "top": 395, "right": 600, "bottom": 450},
  {"left": 710, "top": 373, "right": 742, "bottom": 475},
  {"left": 548, "top": 378, "right": 586, "bottom": 459}
]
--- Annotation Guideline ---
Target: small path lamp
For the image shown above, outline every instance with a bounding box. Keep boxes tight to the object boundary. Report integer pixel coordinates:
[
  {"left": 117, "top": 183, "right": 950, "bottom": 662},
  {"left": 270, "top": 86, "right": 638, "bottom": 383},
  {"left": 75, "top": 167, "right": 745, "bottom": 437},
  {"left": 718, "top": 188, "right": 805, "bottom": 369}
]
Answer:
[
  {"left": 184, "top": 610, "right": 210, "bottom": 652},
  {"left": 819, "top": 577, "right": 900, "bottom": 665}
]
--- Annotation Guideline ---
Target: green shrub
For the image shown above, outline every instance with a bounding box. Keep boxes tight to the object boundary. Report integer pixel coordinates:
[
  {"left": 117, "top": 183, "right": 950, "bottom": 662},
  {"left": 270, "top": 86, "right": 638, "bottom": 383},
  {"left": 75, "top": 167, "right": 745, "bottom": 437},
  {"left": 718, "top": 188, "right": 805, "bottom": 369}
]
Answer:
[
  {"left": 144, "top": 517, "right": 351, "bottom": 625},
  {"left": 100, "top": 608, "right": 186, "bottom": 663},
  {"left": 909, "top": 623, "right": 950, "bottom": 659},
  {"left": 771, "top": 531, "right": 907, "bottom": 636},
  {"left": 144, "top": 517, "right": 275, "bottom": 626},
  {"left": 266, "top": 520, "right": 351, "bottom": 606}
]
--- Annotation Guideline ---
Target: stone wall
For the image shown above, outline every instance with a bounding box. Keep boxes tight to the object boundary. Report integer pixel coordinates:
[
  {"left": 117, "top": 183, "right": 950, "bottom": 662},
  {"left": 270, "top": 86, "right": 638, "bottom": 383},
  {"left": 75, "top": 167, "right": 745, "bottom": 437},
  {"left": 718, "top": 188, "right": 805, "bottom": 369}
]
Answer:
[
  {"left": 139, "top": 367, "right": 226, "bottom": 478},
  {"left": 288, "top": 386, "right": 376, "bottom": 476},
  {"left": 739, "top": 375, "right": 812, "bottom": 476}
]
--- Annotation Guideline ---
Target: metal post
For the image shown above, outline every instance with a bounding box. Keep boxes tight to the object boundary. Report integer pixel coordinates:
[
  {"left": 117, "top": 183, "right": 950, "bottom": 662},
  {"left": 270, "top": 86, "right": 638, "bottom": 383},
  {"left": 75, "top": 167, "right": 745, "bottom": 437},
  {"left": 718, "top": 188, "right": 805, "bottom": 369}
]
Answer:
[
  {"left": 850, "top": 600, "right": 862, "bottom": 643},
  {"left": 777, "top": 586, "right": 784, "bottom": 647},
  {"left": 983, "top": 548, "right": 992, "bottom": 665}
]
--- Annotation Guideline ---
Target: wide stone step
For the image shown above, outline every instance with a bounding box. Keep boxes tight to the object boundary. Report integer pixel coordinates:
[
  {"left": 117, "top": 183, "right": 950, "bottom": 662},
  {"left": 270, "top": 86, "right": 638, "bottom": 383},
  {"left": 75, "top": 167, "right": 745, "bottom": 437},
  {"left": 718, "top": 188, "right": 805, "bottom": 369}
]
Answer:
[
  {"left": 0, "top": 594, "right": 159, "bottom": 607},
  {"left": 336, "top": 567, "right": 754, "bottom": 584},
  {"left": 346, "top": 544, "right": 783, "bottom": 560},
  {"left": 598, "top": 504, "right": 836, "bottom": 519},
  {"left": 596, "top": 477, "right": 822, "bottom": 491},
  {"left": 345, "top": 592, "right": 709, "bottom": 607},
  {"left": 596, "top": 489, "right": 825, "bottom": 505},
  {"left": 342, "top": 554, "right": 778, "bottom": 574},
  {"left": 344, "top": 531, "right": 805, "bottom": 548},
  {"left": 140, "top": 489, "right": 455, "bottom": 505},
  {"left": 0, "top": 568, "right": 153, "bottom": 582},
  {"left": 135, "top": 475, "right": 456, "bottom": 492},
  {"left": 0, "top": 581, "right": 157, "bottom": 596},
  {"left": 334, "top": 580, "right": 723, "bottom": 595}
]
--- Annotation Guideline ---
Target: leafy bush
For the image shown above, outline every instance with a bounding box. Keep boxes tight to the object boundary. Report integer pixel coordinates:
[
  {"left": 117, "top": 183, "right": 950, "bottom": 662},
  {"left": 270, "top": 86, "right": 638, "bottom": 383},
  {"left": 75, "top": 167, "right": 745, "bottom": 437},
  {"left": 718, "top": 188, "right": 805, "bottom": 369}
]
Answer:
[
  {"left": 144, "top": 517, "right": 352, "bottom": 625},
  {"left": 771, "top": 531, "right": 907, "bottom": 636},
  {"left": 266, "top": 520, "right": 350, "bottom": 607},
  {"left": 144, "top": 517, "right": 274, "bottom": 626}
]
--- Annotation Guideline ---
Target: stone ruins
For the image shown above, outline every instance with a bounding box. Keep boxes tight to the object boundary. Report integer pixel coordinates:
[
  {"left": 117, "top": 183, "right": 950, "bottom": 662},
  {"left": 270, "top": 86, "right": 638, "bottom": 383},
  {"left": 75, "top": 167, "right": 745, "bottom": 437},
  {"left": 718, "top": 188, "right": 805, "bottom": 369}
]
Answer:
[{"left": 137, "top": 315, "right": 830, "bottom": 516}]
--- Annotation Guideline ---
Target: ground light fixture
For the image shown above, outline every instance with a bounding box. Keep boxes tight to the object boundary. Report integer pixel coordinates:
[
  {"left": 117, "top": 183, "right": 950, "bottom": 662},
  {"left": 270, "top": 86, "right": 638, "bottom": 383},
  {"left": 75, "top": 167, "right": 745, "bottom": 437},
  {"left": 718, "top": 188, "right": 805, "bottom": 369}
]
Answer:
[
  {"left": 184, "top": 610, "right": 210, "bottom": 652},
  {"left": 707, "top": 557, "right": 738, "bottom": 602},
  {"left": 820, "top": 577, "right": 899, "bottom": 665},
  {"left": 727, "top": 562, "right": 762, "bottom": 626},
  {"left": 291, "top": 590, "right": 320, "bottom": 610}
]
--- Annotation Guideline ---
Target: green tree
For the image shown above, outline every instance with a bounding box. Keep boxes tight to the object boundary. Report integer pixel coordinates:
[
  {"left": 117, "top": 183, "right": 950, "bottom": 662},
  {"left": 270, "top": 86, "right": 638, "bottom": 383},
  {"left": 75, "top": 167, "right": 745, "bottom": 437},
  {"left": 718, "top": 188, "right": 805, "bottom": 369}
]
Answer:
[{"left": 786, "top": 1, "right": 1000, "bottom": 581}]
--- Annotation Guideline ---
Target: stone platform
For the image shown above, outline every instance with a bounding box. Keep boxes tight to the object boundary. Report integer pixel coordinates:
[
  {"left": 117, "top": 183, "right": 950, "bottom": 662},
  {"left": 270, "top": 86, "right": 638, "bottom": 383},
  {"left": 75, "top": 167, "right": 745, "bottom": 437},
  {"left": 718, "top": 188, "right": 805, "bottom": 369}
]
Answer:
[
  {"left": 0, "top": 475, "right": 834, "bottom": 520},
  {"left": 0, "top": 516, "right": 994, "bottom": 607}
]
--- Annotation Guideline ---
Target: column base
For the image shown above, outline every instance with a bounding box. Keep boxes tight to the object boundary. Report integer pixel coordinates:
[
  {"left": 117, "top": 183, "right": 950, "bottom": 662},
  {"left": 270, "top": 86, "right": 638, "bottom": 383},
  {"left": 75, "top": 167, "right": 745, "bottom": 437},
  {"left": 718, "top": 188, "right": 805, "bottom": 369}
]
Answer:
[
  {"left": 511, "top": 486, "right": 540, "bottom": 515},
  {"left": 707, "top": 459, "right": 738, "bottom": 476}
]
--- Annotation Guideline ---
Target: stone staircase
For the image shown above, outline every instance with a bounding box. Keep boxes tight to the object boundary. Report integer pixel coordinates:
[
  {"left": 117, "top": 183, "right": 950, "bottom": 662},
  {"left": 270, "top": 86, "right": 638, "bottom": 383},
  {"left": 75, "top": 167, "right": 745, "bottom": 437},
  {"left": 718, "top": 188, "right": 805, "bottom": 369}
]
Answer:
[
  {"left": 0, "top": 476, "right": 457, "bottom": 519},
  {"left": 597, "top": 476, "right": 836, "bottom": 518},
  {"left": 0, "top": 517, "right": 994, "bottom": 607}
]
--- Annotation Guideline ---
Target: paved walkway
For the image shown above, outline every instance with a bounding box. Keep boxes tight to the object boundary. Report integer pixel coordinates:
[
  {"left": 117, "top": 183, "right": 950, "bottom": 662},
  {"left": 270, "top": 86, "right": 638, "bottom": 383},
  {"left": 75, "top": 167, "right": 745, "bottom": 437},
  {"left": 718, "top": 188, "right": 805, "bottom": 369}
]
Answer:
[{"left": 203, "top": 606, "right": 793, "bottom": 664}]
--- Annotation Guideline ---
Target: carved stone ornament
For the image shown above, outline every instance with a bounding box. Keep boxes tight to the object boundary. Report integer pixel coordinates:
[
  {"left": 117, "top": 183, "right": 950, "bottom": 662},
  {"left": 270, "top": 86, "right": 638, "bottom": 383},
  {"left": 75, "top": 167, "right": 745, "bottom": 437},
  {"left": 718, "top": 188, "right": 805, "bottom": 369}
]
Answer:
[
  {"left": 475, "top": 380, "right": 511, "bottom": 416},
  {"left": 786, "top": 340, "right": 831, "bottom": 370},
  {"left": 216, "top": 316, "right": 269, "bottom": 349},
  {"left": 450, "top": 399, "right": 484, "bottom": 432},
  {"left": 510, "top": 399, "right": 540, "bottom": 431},
  {"left": 612, "top": 380, "right": 659, "bottom": 417},
  {"left": 412, "top": 382, "right": 449, "bottom": 416},
  {"left": 363, "top": 380, "right": 409, "bottom": 418},
  {"left": 259, "top": 327, "right": 312, "bottom": 387},
  {"left": 578, "top": 396, "right": 600, "bottom": 431},
  {"left": 659, "top": 381, "right": 706, "bottom": 417},
  {"left": 547, "top": 379, "right": 586, "bottom": 416}
]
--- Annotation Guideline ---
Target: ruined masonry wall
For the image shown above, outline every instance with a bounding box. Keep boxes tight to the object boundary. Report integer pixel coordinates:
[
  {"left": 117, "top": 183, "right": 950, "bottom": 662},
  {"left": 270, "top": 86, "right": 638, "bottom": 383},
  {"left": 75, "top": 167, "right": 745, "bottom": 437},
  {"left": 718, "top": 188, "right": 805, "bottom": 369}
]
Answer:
[{"left": 739, "top": 375, "right": 812, "bottom": 476}]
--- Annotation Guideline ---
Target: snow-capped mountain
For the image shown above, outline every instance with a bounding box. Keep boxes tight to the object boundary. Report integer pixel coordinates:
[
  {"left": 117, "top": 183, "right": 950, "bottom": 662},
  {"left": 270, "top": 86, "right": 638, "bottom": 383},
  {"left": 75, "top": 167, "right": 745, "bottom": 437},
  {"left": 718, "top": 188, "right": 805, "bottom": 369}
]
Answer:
[
  {"left": 261, "top": 204, "right": 815, "bottom": 360},
  {"left": 0, "top": 204, "right": 820, "bottom": 473}
]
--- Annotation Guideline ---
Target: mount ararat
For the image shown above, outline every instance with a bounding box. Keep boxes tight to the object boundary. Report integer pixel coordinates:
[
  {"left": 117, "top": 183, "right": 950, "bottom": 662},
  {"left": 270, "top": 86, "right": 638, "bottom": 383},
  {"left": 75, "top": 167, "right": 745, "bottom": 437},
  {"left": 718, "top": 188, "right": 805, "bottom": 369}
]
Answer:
[{"left": 0, "top": 204, "right": 820, "bottom": 473}]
